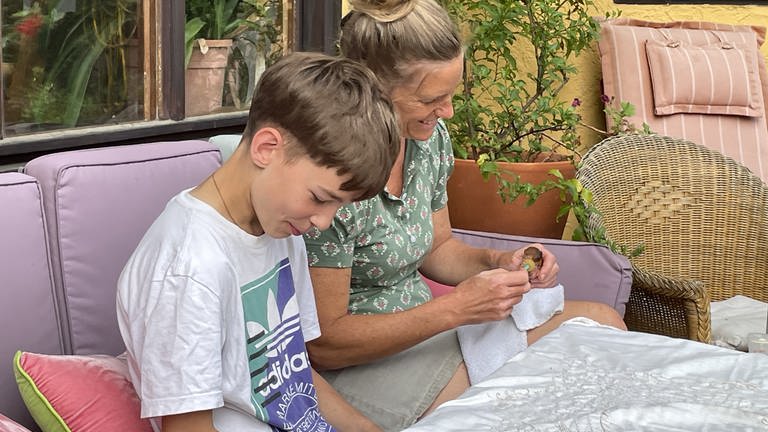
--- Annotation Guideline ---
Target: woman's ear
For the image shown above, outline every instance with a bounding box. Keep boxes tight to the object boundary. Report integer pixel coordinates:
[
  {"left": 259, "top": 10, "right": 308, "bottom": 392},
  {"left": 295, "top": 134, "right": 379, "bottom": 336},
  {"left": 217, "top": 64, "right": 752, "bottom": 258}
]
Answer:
[{"left": 248, "top": 127, "right": 284, "bottom": 168}]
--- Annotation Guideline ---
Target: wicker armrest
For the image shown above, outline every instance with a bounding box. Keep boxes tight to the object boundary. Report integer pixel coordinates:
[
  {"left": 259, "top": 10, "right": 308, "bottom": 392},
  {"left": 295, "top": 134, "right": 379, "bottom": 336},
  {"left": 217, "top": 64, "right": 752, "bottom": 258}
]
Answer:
[{"left": 624, "top": 266, "right": 712, "bottom": 343}]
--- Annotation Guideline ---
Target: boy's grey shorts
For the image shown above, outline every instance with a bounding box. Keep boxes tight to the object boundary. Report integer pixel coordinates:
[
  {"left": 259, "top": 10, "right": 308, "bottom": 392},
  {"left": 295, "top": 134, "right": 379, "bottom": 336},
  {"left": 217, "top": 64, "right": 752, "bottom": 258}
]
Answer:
[{"left": 319, "top": 330, "right": 463, "bottom": 431}]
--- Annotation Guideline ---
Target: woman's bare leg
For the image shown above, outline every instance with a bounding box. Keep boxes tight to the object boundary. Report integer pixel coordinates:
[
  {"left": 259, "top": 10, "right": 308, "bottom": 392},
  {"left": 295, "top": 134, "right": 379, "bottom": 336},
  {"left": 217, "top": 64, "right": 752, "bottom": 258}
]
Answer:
[
  {"left": 420, "top": 362, "right": 470, "bottom": 418},
  {"left": 527, "top": 300, "right": 627, "bottom": 345}
]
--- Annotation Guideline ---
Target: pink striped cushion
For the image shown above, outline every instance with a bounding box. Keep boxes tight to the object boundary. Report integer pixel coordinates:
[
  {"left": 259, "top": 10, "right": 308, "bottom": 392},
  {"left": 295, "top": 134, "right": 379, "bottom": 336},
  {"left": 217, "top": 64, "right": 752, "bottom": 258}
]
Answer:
[
  {"left": 645, "top": 38, "right": 763, "bottom": 117},
  {"left": 599, "top": 18, "right": 768, "bottom": 182}
]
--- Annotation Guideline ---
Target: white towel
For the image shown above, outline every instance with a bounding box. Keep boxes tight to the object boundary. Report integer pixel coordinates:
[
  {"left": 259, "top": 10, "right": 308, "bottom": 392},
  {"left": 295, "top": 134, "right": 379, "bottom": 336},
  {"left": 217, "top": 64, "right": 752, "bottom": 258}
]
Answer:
[
  {"left": 710, "top": 295, "right": 768, "bottom": 351},
  {"left": 457, "top": 284, "right": 564, "bottom": 384}
]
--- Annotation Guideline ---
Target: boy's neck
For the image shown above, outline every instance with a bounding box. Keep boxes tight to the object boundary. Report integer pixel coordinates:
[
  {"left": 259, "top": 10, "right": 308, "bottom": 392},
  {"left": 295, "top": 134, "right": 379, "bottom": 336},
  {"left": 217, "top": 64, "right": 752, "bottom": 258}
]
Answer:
[{"left": 192, "top": 160, "right": 264, "bottom": 236}]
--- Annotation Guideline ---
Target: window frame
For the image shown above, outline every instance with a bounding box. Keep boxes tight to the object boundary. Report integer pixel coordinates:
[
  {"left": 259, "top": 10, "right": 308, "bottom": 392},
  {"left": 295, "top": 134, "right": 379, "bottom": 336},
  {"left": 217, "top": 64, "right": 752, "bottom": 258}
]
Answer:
[{"left": 0, "top": 0, "right": 340, "bottom": 163}]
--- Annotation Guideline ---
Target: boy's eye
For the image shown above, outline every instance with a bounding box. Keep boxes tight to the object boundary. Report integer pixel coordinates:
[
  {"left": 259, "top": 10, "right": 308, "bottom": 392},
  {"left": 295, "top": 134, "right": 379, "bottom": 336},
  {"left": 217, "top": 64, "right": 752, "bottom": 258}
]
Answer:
[{"left": 311, "top": 193, "right": 327, "bottom": 204}]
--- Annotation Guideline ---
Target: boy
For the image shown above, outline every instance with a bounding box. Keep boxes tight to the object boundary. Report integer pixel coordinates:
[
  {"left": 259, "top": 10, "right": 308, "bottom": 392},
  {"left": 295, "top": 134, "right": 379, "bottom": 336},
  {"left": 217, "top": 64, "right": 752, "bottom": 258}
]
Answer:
[{"left": 116, "top": 52, "right": 400, "bottom": 432}]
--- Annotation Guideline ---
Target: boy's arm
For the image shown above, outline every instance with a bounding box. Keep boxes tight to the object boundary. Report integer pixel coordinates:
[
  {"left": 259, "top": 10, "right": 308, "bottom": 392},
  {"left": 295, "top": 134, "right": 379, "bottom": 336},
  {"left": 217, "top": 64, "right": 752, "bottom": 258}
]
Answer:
[
  {"left": 312, "top": 369, "right": 383, "bottom": 432},
  {"left": 162, "top": 410, "right": 217, "bottom": 432}
]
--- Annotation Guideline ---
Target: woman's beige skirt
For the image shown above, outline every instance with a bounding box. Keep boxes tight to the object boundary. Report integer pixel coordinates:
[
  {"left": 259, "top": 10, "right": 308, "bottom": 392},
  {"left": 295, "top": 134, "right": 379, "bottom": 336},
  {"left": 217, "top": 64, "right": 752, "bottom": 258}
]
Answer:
[{"left": 319, "top": 329, "right": 463, "bottom": 431}]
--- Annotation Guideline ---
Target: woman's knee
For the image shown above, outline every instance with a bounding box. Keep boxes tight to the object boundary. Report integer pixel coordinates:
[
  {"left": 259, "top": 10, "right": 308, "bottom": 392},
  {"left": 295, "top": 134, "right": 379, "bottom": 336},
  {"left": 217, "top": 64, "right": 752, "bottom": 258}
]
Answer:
[{"left": 567, "top": 300, "right": 627, "bottom": 330}]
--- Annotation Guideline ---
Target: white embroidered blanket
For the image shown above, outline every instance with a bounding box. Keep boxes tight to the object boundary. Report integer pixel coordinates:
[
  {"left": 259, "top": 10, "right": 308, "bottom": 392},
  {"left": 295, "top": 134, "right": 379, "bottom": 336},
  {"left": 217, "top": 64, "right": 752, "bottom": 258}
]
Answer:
[{"left": 407, "top": 318, "right": 768, "bottom": 431}]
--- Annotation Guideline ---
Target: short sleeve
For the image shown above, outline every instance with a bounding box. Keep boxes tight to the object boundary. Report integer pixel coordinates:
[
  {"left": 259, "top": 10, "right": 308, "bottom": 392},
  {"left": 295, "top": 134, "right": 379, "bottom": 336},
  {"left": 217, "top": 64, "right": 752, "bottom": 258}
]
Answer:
[
  {"left": 137, "top": 276, "right": 224, "bottom": 417},
  {"left": 303, "top": 204, "right": 362, "bottom": 268},
  {"left": 430, "top": 120, "right": 455, "bottom": 211}
]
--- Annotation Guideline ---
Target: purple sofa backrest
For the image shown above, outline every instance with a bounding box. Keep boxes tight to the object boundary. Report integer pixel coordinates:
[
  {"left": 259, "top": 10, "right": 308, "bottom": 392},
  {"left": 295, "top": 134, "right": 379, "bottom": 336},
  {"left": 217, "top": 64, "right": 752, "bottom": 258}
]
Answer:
[
  {"left": 0, "top": 173, "right": 61, "bottom": 430},
  {"left": 424, "top": 229, "right": 632, "bottom": 316},
  {"left": 455, "top": 229, "right": 632, "bottom": 315},
  {"left": 23, "top": 140, "right": 221, "bottom": 355}
]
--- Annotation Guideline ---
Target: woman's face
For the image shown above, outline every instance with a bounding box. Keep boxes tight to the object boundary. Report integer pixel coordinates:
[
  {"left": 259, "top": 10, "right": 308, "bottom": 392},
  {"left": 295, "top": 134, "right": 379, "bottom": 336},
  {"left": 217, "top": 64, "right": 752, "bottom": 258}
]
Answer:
[{"left": 389, "top": 55, "right": 463, "bottom": 141}]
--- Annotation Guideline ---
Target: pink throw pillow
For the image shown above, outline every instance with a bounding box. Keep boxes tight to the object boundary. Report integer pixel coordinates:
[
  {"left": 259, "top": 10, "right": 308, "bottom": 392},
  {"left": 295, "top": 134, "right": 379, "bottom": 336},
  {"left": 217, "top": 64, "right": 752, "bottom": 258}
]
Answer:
[
  {"left": 13, "top": 351, "right": 152, "bottom": 432},
  {"left": 645, "top": 38, "right": 763, "bottom": 117}
]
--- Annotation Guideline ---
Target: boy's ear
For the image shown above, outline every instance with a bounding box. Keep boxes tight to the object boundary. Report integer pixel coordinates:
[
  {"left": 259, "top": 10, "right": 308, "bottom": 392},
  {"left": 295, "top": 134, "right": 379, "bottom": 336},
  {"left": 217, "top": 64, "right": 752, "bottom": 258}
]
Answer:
[{"left": 248, "top": 127, "right": 284, "bottom": 168}]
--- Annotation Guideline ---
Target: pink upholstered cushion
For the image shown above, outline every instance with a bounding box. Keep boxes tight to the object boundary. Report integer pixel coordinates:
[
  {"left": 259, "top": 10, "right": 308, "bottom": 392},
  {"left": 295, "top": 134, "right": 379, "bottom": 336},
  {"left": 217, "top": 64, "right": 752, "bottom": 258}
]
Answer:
[
  {"left": 13, "top": 351, "right": 152, "bottom": 432},
  {"left": 599, "top": 18, "right": 768, "bottom": 182},
  {"left": 0, "top": 414, "right": 32, "bottom": 432},
  {"left": 645, "top": 38, "right": 763, "bottom": 117}
]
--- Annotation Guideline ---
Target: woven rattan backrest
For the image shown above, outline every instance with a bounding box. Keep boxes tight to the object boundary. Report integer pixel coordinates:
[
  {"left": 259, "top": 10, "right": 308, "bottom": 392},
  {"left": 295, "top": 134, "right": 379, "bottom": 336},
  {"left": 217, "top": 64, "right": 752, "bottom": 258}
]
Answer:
[{"left": 577, "top": 134, "right": 768, "bottom": 302}]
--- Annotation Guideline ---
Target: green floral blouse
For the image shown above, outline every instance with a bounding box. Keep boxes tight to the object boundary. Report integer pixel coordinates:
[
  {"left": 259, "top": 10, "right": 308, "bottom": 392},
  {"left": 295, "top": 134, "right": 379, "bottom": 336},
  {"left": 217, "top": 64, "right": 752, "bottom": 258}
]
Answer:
[{"left": 304, "top": 120, "right": 454, "bottom": 314}]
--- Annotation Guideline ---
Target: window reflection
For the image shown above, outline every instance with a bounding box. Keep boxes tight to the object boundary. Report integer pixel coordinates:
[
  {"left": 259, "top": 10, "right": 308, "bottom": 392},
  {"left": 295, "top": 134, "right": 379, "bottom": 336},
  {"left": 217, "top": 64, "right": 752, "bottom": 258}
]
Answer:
[
  {"left": 2, "top": 0, "right": 142, "bottom": 135},
  {"left": 0, "top": 0, "right": 287, "bottom": 139},
  {"left": 185, "top": 0, "right": 284, "bottom": 116}
]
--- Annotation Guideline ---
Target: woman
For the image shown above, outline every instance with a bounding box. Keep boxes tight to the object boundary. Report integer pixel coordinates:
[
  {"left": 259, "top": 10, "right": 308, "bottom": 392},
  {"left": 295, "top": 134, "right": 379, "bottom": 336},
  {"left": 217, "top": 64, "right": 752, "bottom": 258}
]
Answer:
[{"left": 303, "top": 1, "right": 627, "bottom": 430}]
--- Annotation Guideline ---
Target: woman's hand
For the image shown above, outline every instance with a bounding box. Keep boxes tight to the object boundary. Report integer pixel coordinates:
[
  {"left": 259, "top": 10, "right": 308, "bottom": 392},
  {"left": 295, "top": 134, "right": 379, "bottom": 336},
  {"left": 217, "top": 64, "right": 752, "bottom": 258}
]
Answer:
[
  {"left": 494, "top": 244, "right": 559, "bottom": 288},
  {"left": 448, "top": 267, "right": 531, "bottom": 324}
]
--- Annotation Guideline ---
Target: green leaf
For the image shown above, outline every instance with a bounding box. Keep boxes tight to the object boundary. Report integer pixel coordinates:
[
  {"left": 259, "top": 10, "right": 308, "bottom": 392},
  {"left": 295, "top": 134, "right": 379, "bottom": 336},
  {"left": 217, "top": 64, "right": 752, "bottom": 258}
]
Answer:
[{"left": 184, "top": 17, "right": 206, "bottom": 67}]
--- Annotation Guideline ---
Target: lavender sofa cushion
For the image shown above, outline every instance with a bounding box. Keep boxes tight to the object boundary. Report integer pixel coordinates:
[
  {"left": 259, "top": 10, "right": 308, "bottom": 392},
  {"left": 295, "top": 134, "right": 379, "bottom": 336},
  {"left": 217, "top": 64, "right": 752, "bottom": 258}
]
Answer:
[
  {"left": 0, "top": 173, "right": 60, "bottom": 431},
  {"left": 0, "top": 413, "right": 32, "bottom": 432},
  {"left": 425, "top": 229, "right": 631, "bottom": 316},
  {"left": 24, "top": 141, "right": 221, "bottom": 355}
]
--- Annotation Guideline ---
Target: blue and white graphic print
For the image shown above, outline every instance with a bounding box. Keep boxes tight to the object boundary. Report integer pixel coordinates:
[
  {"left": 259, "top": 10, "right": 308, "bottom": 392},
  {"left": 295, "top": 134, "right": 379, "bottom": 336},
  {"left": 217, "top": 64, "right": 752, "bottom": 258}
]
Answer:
[{"left": 241, "top": 258, "right": 336, "bottom": 431}]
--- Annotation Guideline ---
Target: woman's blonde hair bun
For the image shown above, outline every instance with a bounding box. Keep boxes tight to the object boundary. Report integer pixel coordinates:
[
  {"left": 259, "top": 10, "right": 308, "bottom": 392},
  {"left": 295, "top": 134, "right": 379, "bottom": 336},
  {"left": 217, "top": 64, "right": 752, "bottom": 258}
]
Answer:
[{"left": 349, "top": 0, "right": 416, "bottom": 23}]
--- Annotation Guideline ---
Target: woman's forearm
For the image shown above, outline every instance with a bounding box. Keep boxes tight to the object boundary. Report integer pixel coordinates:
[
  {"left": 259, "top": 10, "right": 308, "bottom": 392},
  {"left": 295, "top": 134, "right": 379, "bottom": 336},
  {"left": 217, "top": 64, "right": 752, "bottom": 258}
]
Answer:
[
  {"left": 419, "top": 235, "right": 498, "bottom": 286},
  {"left": 418, "top": 207, "right": 501, "bottom": 286},
  {"left": 307, "top": 296, "right": 461, "bottom": 370}
]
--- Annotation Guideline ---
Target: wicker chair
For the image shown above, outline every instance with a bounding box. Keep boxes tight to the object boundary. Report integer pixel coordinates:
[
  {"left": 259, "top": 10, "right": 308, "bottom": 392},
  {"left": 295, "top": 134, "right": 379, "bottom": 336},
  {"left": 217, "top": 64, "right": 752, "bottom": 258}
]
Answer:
[{"left": 577, "top": 134, "right": 768, "bottom": 343}]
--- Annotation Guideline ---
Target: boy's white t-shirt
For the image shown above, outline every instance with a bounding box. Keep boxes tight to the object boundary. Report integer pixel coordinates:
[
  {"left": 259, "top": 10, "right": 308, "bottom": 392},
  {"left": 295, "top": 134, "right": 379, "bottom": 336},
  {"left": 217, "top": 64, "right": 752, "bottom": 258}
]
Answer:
[{"left": 117, "top": 190, "right": 335, "bottom": 432}]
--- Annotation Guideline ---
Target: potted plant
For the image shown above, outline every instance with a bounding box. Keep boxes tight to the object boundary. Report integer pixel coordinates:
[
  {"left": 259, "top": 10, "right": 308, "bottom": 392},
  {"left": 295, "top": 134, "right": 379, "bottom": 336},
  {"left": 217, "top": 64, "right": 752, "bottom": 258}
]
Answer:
[
  {"left": 184, "top": 0, "right": 281, "bottom": 116},
  {"left": 438, "top": 0, "right": 620, "bottom": 239},
  {"left": 224, "top": 0, "right": 283, "bottom": 110}
]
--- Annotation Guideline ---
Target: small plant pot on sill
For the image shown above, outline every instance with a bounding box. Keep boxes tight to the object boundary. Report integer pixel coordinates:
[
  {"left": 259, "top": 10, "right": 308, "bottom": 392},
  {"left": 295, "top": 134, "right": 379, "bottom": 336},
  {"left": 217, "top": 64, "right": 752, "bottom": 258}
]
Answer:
[
  {"left": 185, "top": 39, "right": 232, "bottom": 116},
  {"left": 447, "top": 158, "right": 576, "bottom": 239}
]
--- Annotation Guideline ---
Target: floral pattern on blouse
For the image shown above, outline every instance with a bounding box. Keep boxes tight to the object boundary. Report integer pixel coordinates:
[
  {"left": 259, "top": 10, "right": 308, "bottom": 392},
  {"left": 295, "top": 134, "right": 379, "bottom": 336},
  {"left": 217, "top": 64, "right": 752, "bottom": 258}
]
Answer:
[{"left": 304, "top": 121, "right": 454, "bottom": 314}]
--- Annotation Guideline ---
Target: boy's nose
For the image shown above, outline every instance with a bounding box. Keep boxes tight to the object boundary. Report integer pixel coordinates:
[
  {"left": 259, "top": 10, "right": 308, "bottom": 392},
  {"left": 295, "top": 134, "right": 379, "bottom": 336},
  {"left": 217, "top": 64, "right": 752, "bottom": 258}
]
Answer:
[{"left": 310, "top": 205, "right": 339, "bottom": 231}]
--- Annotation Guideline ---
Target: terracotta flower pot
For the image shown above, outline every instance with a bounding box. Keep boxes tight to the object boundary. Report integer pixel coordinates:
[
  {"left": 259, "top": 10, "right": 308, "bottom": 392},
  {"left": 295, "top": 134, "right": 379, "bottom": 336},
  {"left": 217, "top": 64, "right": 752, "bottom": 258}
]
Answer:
[
  {"left": 185, "top": 39, "right": 233, "bottom": 116},
  {"left": 447, "top": 158, "right": 576, "bottom": 239}
]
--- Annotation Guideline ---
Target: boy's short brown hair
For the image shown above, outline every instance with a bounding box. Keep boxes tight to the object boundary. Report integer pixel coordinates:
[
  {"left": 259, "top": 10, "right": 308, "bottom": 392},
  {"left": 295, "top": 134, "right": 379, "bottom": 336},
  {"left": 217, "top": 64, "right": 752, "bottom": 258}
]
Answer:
[{"left": 242, "top": 51, "right": 400, "bottom": 200}]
